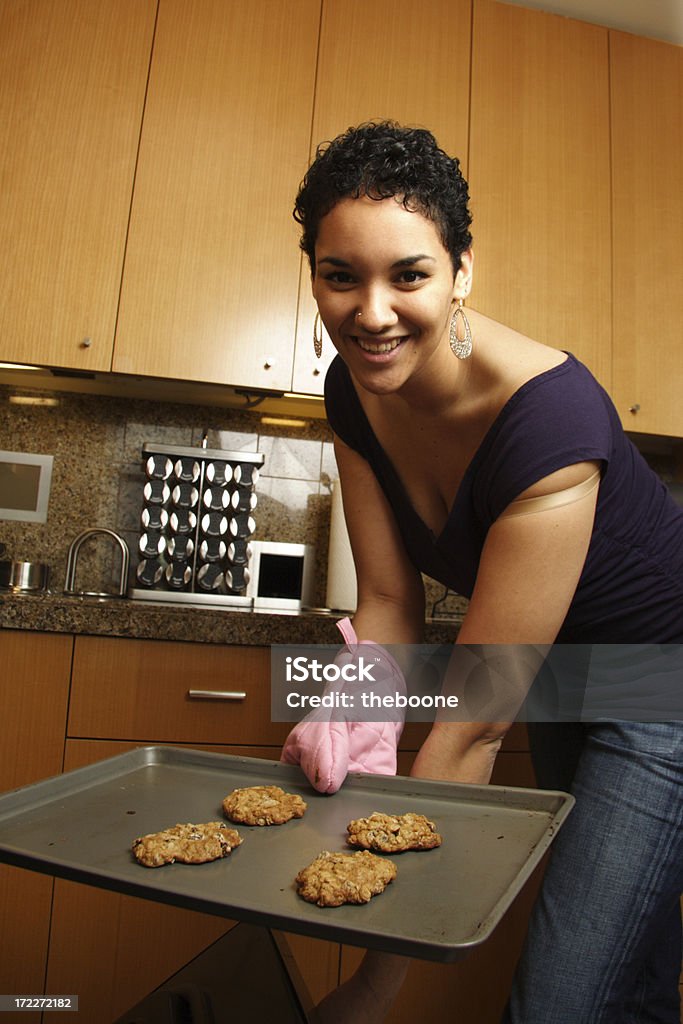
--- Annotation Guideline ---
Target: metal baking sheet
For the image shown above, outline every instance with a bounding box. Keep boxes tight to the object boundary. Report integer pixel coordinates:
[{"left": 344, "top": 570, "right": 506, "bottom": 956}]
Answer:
[{"left": 0, "top": 747, "right": 573, "bottom": 962}]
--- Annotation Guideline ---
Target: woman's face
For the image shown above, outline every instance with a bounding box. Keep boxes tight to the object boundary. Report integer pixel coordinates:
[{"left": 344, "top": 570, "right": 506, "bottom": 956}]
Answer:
[{"left": 312, "top": 195, "right": 471, "bottom": 395}]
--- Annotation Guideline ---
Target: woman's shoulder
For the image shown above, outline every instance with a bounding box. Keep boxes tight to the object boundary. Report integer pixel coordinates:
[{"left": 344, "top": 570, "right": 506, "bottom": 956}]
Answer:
[
  {"left": 324, "top": 353, "right": 355, "bottom": 417},
  {"left": 472, "top": 313, "right": 569, "bottom": 392},
  {"left": 471, "top": 312, "right": 608, "bottom": 419},
  {"left": 324, "top": 355, "right": 367, "bottom": 452},
  {"left": 481, "top": 352, "right": 612, "bottom": 461},
  {"left": 469, "top": 323, "right": 616, "bottom": 519}
]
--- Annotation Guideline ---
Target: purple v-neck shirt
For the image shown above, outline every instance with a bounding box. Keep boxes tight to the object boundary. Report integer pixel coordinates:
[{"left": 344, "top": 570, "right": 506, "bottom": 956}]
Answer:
[{"left": 325, "top": 353, "right": 683, "bottom": 643}]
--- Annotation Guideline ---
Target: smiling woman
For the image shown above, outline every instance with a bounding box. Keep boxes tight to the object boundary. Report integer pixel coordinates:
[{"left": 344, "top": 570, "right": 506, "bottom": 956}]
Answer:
[{"left": 282, "top": 121, "right": 683, "bottom": 1024}]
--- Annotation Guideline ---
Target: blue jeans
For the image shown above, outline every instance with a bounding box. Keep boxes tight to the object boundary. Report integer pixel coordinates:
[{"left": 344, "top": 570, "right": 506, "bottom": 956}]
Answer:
[{"left": 503, "top": 722, "right": 683, "bottom": 1023}]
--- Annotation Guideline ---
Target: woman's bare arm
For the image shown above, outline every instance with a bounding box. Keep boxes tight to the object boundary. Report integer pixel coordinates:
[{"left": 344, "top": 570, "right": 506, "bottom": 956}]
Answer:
[
  {"left": 412, "top": 460, "right": 601, "bottom": 784},
  {"left": 337, "top": 433, "right": 600, "bottom": 785},
  {"left": 334, "top": 435, "right": 425, "bottom": 647}
]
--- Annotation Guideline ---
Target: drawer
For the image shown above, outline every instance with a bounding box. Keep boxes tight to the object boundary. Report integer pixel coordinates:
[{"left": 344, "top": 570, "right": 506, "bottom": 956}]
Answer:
[
  {"left": 69, "top": 637, "right": 531, "bottom": 755},
  {"left": 69, "top": 636, "right": 290, "bottom": 746}
]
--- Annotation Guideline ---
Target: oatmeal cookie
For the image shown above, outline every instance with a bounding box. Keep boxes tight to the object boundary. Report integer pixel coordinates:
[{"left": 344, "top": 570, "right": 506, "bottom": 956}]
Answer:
[
  {"left": 295, "top": 850, "right": 397, "bottom": 907},
  {"left": 222, "top": 785, "right": 307, "bottom": 826},
  {"left": 346, "top": 812, "right": 442, "bottom": 852},
  {"left": 132, "top": 821, "right": 242, "bottom": 868}
]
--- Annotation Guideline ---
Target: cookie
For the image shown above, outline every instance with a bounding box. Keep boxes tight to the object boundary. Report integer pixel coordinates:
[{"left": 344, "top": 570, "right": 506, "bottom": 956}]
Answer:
[
  {"left": 295, "top": 850, "right": 397, "bottom": 907},
  {"left": 346, "top": 812, "right": 442, "bottom": 852},
  {"left": 222, "top": 785, "right": 307, "bottom": 826},
  {"left": 132, "top": 821, "right": 242, "bottom": 868}
]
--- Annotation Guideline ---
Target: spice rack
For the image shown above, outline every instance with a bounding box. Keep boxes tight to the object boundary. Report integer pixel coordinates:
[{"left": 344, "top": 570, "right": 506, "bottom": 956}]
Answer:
[{"left": 129, "top": 442, "right": 264, "bottom": 607}]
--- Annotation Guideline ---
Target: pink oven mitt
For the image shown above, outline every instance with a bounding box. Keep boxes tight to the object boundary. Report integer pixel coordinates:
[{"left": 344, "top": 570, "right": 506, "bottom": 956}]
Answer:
[{"left": 280, "top": 617, "right": 406, "bottom": 793}]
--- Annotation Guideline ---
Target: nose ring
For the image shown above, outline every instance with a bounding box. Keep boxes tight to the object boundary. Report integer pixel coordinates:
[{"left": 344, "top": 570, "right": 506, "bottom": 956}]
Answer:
[{"left": 355, "top": 311, "right": 363, "bottom": 320}]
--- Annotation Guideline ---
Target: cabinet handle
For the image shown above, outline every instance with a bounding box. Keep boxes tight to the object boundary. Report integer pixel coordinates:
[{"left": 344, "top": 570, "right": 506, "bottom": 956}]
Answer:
[{"left": 188, "top": 689, "right": 247, "bottom": 701}]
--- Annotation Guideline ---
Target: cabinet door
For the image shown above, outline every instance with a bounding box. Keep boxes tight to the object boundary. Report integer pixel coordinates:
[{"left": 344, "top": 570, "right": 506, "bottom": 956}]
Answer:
[
  {"left": 0, "top": 631, "right": 72, "bottom": 1020},
  {"left": 468, "top": 0, "right": 611, "bottom": 383},
  {"left": 610, "top": 31, "right": 683, "bottom": 437},
  {"left": 0, "top": 0, "right": 155, "bottom": 371},
  {"left": 291, "top": 0, "right": 472, "bottom": 396},
  {"left": 113, "top": 0, "right": 319, "bottom": 392}
]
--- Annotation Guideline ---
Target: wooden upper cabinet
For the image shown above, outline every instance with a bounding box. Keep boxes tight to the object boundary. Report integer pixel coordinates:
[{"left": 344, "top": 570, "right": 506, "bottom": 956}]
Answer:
[
  {"left": 291, "top": 0, "right": 472, "bottom": 396},
  {"left": 113, "top": 0, "right": 320, "bottom": 392},
  {"left": 610, "top": 31, "right": 683, "bottom": 437},
  {"left": 468, "top": 0, "right": 611, "bottom": 385},
  {"left": 0, "top": 0, "right": 156, "bottom": 371}
]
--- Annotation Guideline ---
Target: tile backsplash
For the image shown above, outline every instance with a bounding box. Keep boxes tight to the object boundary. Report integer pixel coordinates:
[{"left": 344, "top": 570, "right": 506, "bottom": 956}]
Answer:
[
  {"left": 3, "top": 382, "right": 678, "bottom": 623},
  {"left": 0, "top": 385, "right": 341, "bottom": 609},
  {"left": 0, "top": 384, "right": 458, "bottom": 616}
]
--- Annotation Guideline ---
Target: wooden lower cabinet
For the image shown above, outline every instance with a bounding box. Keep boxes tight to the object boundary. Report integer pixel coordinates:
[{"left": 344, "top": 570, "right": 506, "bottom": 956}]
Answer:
[
  {"left": 0, "top": 866, "right": 54, "bottom": 1022},
  {"left": 66, "top": 636, "right": 289, "bottom": 747},
  {"left": 0, "top": 631, "right": 73, "bottom": 1024},
  {"left": 1, "top": 632, "right": 540, "bottom": 1023},
  {"left": 46, "top": 876, "right": 232, "bottom": 1024}
]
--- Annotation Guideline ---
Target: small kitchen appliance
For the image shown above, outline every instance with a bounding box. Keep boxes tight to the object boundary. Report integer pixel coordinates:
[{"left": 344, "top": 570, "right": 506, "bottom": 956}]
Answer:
[{"left": 245, "top": 540, "right": 314, "bottom": 612}]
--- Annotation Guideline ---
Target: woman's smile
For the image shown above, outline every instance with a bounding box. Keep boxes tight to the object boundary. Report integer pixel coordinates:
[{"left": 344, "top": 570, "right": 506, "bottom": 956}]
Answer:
[{"left": 353, "top": 335, "right": 408, "bottom": 356}]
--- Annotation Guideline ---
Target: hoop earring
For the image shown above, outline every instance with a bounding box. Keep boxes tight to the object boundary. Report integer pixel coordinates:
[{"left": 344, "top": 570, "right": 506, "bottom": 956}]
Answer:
[
  {"left": 313, "top": 311, "right": 323, "bottom": 360},
  {"left": 449, "top": 299, "right": 473, "bottom": 360}
]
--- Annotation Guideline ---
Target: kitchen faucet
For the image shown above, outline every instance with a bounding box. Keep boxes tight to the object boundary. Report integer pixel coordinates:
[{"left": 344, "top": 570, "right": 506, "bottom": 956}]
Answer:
[{"left": 64, "top": 528, "right": 130, "bottom": 598}]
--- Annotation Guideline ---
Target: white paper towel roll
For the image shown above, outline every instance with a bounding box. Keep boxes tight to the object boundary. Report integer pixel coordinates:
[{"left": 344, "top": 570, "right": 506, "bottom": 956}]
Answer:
[{"left": 325, "top": 478, "right": 357, "bottom": 612}]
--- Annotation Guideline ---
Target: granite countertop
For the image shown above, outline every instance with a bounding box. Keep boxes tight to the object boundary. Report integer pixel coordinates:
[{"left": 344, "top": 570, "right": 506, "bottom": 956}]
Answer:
[{"left": 0, "top": 591, "right": 461, "bottom": 647}]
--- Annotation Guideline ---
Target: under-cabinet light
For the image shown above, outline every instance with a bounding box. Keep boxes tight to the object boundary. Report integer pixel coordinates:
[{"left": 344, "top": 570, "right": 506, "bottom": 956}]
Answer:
[
  {"left": 283, "top": 391, "right": 324, "bottom": 402},
  {"left": 8, "top": 395, "right": 60, "bottom": 407},
  {"left": 260, "top": 415, "right": 307, "bottom": 429}
]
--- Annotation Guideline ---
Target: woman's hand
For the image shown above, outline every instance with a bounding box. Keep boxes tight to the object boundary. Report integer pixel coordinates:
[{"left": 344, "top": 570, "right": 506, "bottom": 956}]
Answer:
[{"left": 280, "top": 617, "right": 407, "bottom": 793}]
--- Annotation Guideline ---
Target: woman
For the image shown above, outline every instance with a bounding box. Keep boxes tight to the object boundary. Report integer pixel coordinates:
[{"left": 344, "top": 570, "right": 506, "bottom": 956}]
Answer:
[{"left": 283, "top": 121, "right": 683, "bottom": 1023}]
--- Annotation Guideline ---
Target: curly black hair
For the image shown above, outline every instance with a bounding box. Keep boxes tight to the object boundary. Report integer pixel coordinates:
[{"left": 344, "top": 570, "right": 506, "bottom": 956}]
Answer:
[{"left": 293, "top": 121, "right": 472, "bottom": 275}]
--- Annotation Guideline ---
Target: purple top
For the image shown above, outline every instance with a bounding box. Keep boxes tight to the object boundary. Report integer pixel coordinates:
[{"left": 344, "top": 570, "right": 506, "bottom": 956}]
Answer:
[{"left": 325, "top": 353, "right": 683, "bottom": 643}]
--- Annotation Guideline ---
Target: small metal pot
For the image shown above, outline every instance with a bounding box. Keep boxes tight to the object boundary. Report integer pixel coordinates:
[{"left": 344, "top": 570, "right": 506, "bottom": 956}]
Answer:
[{"left": 0, "top": 560, "right": 50, "bottom": 593}]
